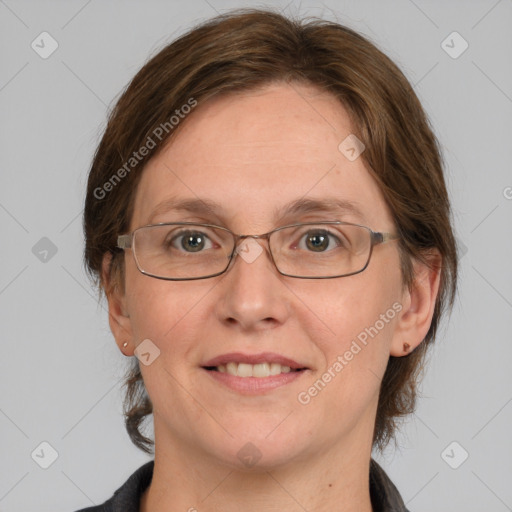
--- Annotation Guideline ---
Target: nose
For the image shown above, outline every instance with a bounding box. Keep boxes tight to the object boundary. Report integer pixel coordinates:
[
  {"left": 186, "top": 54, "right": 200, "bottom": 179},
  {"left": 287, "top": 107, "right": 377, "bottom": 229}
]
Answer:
[{"left": 214, "top": 237, "right": 290, "bottom": 332}]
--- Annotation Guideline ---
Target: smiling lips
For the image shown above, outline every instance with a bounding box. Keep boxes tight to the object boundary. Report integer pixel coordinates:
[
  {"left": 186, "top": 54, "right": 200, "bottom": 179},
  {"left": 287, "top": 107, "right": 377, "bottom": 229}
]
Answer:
[
  {"left": 219, "top": 362, "right": 296, "bottom": 378},
  {"left": 202, "top": 352, "right": 309, "bottom": 379}
]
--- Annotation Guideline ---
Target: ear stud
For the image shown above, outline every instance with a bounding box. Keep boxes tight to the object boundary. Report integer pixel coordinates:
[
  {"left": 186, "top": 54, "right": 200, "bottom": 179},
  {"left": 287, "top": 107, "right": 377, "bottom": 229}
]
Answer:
[{"left": 403, "top": 343, "right": 411, "bottom": 353}]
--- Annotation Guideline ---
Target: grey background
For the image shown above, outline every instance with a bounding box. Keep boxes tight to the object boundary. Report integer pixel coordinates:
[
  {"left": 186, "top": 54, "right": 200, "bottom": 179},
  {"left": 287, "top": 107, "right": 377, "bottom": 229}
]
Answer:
[{"left": 1, "top": 0, "right": 511, "bottom": 510}]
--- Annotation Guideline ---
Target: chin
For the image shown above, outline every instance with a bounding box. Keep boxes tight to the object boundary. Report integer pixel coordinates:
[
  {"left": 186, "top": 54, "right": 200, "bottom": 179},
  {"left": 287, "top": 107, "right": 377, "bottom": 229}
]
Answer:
[
  {"left": 200, "top": 418, "right": 313, "bottom": 471},
  {"left": 215, "top": 439, "right": 307, "bottom": 472}
]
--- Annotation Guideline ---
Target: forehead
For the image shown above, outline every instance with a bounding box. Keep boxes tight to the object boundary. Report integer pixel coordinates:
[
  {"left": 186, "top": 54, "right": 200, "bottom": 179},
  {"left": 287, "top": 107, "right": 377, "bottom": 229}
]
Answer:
[{"left": 131, "top": 83, "right": 392, "bottom": 231}]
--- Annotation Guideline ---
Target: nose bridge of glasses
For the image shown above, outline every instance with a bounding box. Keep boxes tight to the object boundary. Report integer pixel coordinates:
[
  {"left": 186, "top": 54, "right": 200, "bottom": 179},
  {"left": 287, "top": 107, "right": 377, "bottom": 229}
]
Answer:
[
  {"left": 232, "top": 232, "right": 272, "bottom": 256},
  {"left": 224, "top": 233, "right": 280, "bottom": 277}
]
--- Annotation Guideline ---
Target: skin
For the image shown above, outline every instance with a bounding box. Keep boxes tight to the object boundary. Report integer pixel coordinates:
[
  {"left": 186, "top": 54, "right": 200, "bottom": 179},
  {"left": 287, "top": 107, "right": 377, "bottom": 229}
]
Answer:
[{"left": 104, "top": 82, "right": 441, "bottom": 512}]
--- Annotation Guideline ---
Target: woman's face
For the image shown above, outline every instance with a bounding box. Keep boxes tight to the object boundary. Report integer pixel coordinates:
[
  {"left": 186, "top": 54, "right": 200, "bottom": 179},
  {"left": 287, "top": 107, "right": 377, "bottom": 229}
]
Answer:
[{"left": 114, "top": 83, "right": 410, "bottom": 468}]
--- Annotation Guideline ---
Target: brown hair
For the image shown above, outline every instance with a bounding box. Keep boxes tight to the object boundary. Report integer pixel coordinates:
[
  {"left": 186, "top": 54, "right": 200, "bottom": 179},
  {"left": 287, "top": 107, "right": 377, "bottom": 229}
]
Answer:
[{"left": 84, "top": 8, "right": 458, "bottom": 454}]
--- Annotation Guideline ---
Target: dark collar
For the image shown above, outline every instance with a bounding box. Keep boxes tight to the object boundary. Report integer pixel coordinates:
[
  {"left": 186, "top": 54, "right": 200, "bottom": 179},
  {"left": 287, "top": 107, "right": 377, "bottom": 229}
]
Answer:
[
  {"left": 76, "top": 458, "right": 409, "bottom": 512},
  {"left": 369, "top": 459, "right": 410, "bottom": 512}
]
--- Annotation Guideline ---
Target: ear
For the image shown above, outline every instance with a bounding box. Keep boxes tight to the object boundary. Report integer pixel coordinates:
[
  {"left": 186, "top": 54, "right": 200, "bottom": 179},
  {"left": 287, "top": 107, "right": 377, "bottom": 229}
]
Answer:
[
  {"left": 390, "top": 250, "right": 442, "bottom": 357},
  {"left": 102, "top": 252, "right": 134, "bottom": 356}
]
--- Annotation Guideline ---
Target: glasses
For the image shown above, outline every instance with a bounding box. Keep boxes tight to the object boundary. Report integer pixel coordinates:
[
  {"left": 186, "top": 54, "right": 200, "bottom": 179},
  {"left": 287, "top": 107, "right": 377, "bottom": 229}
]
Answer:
[{"left": 117, "top": 221, "right": 399, "bottom": 281}]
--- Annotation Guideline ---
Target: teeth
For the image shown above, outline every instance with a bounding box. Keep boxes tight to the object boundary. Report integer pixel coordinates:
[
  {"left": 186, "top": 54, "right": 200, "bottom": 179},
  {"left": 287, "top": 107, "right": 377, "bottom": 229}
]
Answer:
[
  {"left": 237, "top": 363, "right": 253, "bottom": 377},
  {"left": 226, "top": 362, "right": 238, "bottom": 375},
  {"left": 269, "top": 362, "right": 282, "bottom": 376},
  {"left": 216, "top": 362, "right": 295, "bottom": 378},
  {"left": 253, "top": 363, "right": 269, "bottom": 377}
]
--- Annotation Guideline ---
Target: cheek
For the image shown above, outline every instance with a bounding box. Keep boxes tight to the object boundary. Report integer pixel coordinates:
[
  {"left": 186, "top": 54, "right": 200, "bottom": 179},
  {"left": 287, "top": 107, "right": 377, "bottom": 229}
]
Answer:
[
  {"left": 124, "top": 262, "right": 200, "bottom": 351},
  {"left": 294, "top": 279, "right": 401, "bottom": 432},
  {"left": 308, "top": 251, "right": 403, "bottom": 383},
  {"left": 125, "top": 276, "right": 207, "bottom": 416}
]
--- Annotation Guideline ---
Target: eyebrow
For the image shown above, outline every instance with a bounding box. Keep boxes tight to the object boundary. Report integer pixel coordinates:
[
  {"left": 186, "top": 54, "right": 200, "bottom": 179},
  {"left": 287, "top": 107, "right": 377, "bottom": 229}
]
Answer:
[{"left": 147, "top": 196, "right": 367, "bottom": 225}]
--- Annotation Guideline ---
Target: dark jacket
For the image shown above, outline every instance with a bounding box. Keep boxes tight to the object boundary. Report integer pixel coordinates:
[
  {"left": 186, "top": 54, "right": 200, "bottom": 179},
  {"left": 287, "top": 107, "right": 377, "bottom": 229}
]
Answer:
[{"left": 75, "top": 459, "right": 410, "bottom": 512}]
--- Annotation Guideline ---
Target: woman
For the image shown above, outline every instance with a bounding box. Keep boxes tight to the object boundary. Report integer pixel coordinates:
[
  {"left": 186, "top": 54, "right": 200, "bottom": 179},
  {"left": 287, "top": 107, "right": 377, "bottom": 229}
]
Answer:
[{"left": 78, "top": 8, "right": 457, "bottom": 511}]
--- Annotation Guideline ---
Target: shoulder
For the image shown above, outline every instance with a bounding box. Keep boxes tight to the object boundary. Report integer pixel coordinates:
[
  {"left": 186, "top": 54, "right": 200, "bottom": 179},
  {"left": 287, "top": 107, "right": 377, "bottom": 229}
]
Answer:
[
  {"left": 369, "top": 458, "right": 410, "bottom": 512},
  {"left": 74, "top": 503, "right": 112, "bottom": 512},
  {"left": 72, "top": 460, "right": 154, "bottom": 512}
]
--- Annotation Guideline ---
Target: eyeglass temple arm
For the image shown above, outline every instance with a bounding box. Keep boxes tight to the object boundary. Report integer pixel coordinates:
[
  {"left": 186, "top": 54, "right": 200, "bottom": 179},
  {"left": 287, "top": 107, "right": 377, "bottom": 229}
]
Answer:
[
  {"left": 117, "top": 234, "right": 132, "bottom": 249},
  {"left": 373, "top": 231, "right": 399, "bottom": 245}
]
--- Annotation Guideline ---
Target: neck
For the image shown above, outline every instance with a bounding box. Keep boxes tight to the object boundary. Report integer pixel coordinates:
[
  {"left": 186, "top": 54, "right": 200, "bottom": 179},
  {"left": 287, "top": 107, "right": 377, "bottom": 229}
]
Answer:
[{"left": 141, "top": 422, "right": 374, "bottom": 512}]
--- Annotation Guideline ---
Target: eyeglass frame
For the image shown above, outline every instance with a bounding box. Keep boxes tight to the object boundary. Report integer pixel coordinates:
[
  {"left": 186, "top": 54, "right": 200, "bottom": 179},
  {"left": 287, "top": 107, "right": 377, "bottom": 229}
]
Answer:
[{"left": 116, "top": 220, "right": 399, "bottom": 281}]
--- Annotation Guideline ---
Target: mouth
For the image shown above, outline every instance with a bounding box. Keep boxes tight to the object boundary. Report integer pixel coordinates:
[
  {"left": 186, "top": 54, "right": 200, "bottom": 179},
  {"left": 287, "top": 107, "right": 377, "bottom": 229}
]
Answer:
[
  {"left": 201, "top": 352, "right": 309, "bottom": 392},
  {"left": 203, "top": 361, "right": 306, "bottom": 378}
]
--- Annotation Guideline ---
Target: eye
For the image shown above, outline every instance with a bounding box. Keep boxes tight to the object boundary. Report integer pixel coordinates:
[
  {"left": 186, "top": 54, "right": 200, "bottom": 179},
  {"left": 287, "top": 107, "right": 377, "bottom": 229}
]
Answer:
[
  {"left": 297, "top": 229, "right": 346, "bottom": 253},
  {"left": 167, "top": 230, "right": 215, "bottom": 253}
]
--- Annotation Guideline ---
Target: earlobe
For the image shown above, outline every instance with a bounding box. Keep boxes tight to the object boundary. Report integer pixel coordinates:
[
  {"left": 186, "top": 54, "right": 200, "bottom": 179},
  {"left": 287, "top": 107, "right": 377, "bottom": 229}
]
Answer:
[
  {"left": 102, "top": 253, "right": 134, "bottom": 355},
  {"left": 390, "top": 251, "right": 442, "bottom": 357}
]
